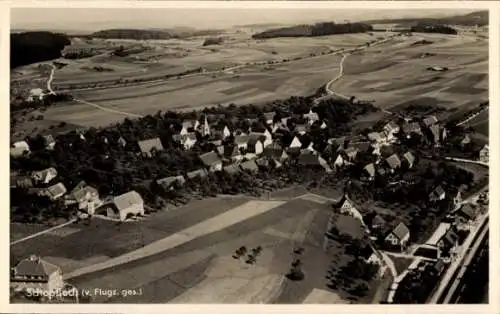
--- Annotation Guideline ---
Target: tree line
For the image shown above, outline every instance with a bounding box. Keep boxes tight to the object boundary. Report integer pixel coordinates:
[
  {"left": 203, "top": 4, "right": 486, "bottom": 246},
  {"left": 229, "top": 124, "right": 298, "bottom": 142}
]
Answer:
[{"left": 252, "top": 22, "right": 373, "bottom": 39}]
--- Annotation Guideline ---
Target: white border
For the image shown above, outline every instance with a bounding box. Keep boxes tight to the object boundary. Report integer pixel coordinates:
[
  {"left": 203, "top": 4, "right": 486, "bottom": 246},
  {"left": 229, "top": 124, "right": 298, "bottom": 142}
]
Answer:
[{"left": 2, "top": 2, "right": 498, "bottom": 313}]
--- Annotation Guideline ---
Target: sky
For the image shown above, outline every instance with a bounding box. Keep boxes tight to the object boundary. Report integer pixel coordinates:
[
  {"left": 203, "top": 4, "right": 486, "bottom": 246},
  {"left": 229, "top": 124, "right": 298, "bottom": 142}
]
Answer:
[{"left": 11, "top": 8, "right": 476, "bottom": 33}]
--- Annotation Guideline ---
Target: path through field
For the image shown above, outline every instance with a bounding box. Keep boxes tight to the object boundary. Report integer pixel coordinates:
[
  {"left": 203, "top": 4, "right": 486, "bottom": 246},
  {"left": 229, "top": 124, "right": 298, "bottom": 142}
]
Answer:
[
  {"left": 63, "top": 200, "right": 285, "bottom": 280},
  {"left": 10, "top": 219, "right": 77, "bottom": 246}
]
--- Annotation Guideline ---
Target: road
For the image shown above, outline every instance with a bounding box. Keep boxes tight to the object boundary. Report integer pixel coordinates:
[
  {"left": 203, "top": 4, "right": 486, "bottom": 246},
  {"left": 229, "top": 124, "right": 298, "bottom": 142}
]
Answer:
[
  {"left": 442, "top": 221, "right": 488, "bottom": 304},
  {"left": 10, "top": 218, "right": 77, "bottom": 246},
  {"left": 428, "top": 212, "right": 489, "bottom": 304},
  {"left": 47, "top": 64, "right": 56, "bottom": 95},
  {"left": 456, "top": 106, "right": 488, "bottom": 127}
]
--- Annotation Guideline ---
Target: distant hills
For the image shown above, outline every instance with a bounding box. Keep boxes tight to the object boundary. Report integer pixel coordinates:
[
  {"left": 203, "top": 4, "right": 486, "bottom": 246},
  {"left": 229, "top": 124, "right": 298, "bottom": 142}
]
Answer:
[
  {"left": 362, "top": 10, "right": 488, "bottom": 27},
  {"left": 252, "top": 22, "right": 373, "bottom": 39}
]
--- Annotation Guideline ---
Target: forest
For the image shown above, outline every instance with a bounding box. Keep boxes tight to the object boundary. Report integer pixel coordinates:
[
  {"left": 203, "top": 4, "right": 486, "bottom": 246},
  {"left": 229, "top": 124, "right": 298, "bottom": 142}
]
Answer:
[
  {"left": 252, "top": 22, "right": 373, "bottom": 39},
  {"left": 11, "top": 32, "right": 71, "bottom": 68}
]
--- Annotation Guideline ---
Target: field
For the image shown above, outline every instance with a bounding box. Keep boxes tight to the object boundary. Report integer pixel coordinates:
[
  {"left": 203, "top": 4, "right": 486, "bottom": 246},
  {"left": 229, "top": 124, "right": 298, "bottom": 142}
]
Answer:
[
  {"left": 334, "top": 33, "right": 488, "bottom": 110},
  {"left": 12, "top": 191, "right": 380, "bottom": 303},
  {"left": 11, "top": 29, "right": 487, "bottom": 134}
]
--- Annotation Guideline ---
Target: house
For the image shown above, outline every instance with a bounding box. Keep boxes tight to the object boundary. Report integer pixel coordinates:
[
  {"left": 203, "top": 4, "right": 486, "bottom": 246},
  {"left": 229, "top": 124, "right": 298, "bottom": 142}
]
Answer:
[
  {"left": 453, "top": 190, "right": 462, "bottom": 208},
  {"left": 240, "top": 160, "right": 259, "bottom": 173},
  {"left": 294, "top": 124, "right": 309, "bottom": 135},
  {"left": 223, "top": 144, "right": 243, "bottom": 162},
  {"left": 368, "top": 132, "right": 386, "bottom": 143},
  {"left": 234, "top": 135, "right": 250, "bottom": 150},
  {"left": 360, "top": 245, "right": 383, "bottom": 266},
  {"left": 479, "top": 144, "right": 489, "bottom": 163},
  {"left": 385, "top": 222, "right": 410, "bottom": 250},
  {"left": 199, "top": 151, "right": 223, "bottom": 172},
  {"left": 10, "top": 141, "right": 30, "bottom": 157},
  {"left": 429, "top": 124, "right": 441, "bottom": 146},
  {"left": 460, "top": 135, "right": 471, "bottom": 147},
  {"left": 281, "top": 117, "right": 291, "bottom": 126},
  {"left": 333, "top": 214, "right": 365, "bottom": 240},
  {"left": 429, "top": 185, "right": 446, "bottom": 202},
  {"left": 263, "top": 112, "right": 276, "bottom": 125},
  {"left": 456, "top": 203, "right": 476, "bottom": 222},
  {"left": 110, "top": 191, "right": 145, "bottom": 221},
  {"left": 386, "top": 154, "right": 402, "bottom": 172},
  {"left": 173, "top": 133, "right": 197, "bottom": 150},
  {"left": 39, "top": 182, "right": 67, "bottom": 201},
  {"left": 223, "top": 164, "right": 240, "bottom": 175},
  {"left": 180, "top": 120, "right": 200, "bottom": 135},
  {"left": 344, "top": 147, "right": 359, "bottom": 161},
  {"left": 338, "top": 195, "right": 364, "bottom": 222},
  {"left": 319, "top": 121, "right": 327, "bottom": 129},
  {"left": 368, "top": 214, "right": 386, "bottom": 232},
  {"left": 334, "top": 153, "right": 348, "bottom": 168},
  {"left": 423, "top": 115, "right": 439, "bottom": 127},
  {"left": 303, "top": 110, "right": 319, "bottom": 125},
  {"left": 186, "top": 168, "right": 208, "bottom": 180},
  {"left": 10, "top": 255, "right": 64, "bottom": 293},
  {"left": 263, "top": 143, "right": 288, "bottom": 162},
  {"left": 289, "top": 136, "right": 302, "bottom": 149},
  {"left": 32, "top": 167, "right": 58, "bottom": 184},
  {"left": 64, "top": 181, "right": 101, "bottom": 214},
  {"left": 246, "top": 136, "right": 264, "bottom": 155},
  {"left": 157, "top": 175, "right": 186, "bottom": 191},
  {"left": 364, "top": 163, "right": 376, "bottom": 179},
  {"left": 138, "top": 137, "right": 164, "bottom": 157},
  {"left": 14, "top": 176, "right": 34, "bottom": 189},
  {"left": 43, "top": 135, "right": 56, "bottom": 150},
  {"left": 402, "top": 122, "right": 422, "bottom": 138},
  {"left": 383, "top": 121, "right": 400, "bottom": 138},
  {"left": 117, "top": 136, "right": 127, "bottom": 148},
  {"left": 298, "top": 153, "right": 331, "bottom": 172},
  {"left": 271, "top": 121, "right": 289, "bottom": 133},
  {"left": 437, "top": 228, "right": 459, "bottom": 255},
  {"left": 403, "top": 151, "right": 415, "bottom": 168}
]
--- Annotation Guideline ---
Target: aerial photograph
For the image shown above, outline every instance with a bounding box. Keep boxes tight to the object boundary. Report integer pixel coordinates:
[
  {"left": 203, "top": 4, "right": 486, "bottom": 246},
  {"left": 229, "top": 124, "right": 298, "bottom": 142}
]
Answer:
[{"left": 9, "top": 5, "right": 489, "bottom": 305}]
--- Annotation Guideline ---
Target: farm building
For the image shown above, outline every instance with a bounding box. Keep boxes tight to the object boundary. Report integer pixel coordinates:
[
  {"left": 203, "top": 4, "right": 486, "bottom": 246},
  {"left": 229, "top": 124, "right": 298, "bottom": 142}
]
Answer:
[
  {"left": 64, "top": 181, "right": 101, "bottom": 214},
  {"left": 100, "top": 190, "right": 145, "bottom": 221}
]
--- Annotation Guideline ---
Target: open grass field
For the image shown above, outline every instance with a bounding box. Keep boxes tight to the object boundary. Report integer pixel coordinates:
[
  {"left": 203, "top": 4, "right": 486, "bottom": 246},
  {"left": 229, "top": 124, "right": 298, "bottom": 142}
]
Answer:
[
  {"left": 333, "top": 33, "right": 487, "bottom": 110},
  {"left": 8, "top": 193, "right": 370, "bottom": 303},
  {"left": 10, "top": 197, "right": 250, "bottom": 273}
]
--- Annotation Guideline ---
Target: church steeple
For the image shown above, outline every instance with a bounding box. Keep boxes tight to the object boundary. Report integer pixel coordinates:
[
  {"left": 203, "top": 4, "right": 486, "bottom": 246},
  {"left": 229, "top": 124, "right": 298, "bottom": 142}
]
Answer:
[{"left": 202, "top": 114, "right": 210, "bottom": 137}]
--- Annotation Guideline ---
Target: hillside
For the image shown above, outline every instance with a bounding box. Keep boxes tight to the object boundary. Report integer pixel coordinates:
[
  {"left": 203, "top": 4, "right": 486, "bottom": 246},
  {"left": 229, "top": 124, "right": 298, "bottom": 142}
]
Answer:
[
  {"left": 362, "top": 10, "right": 488, "bottom": 27},
  {"left": 10, "top": 31, "right": 71, "bottom": 68},
  {"left": 252, "top": 22, "right": 373, "bottom": 39},
  {"left": 86, "top": 28, "right": 222, "bottom": 40}
]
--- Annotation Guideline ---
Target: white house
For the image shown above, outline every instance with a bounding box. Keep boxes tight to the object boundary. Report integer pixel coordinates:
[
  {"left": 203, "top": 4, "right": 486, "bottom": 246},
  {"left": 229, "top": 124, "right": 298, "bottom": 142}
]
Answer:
[
  {"left": 429, "top": 186, "right": 446, "bottom": 202},
  {"left": 43, "top": 135, "right": 56, "bottom": 150},
  {"left": 32, "top": 167, "right": 58, "bottom": 184},
  {"left": 10, "top": 255, "right": 64, "bottom": 294},
  {"left": 10, "top": 141, "right": 31, "bottom": 157},
  {"left": 385, "top": 222, "right": 410, "bottom": 250},
  {"left": 339, "top": 195, "right": 364, "bottom": 222},
  {"left": 112, "top": 191, "right": 145, "bottom": 221},
  {"left": 303, "top": 110, "right": 319, "bottom": 125},
  {"left": 289, "top": 136, "right": 302, "bottom": 149},
  {"left": 64, "top": 181, "right": 101, "bottom": 215},
  {"left": 479, "top": 144, "right": 489, "bottom": 163},
  {"left": 181, "top": 133, "right": 198, "bottom": 150}
]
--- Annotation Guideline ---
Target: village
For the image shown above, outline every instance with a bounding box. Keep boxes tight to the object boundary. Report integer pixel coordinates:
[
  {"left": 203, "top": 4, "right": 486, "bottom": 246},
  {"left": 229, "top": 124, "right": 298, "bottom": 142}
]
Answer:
[{"left": 10, "top": 91, "right": 489, "bottom": 303}]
